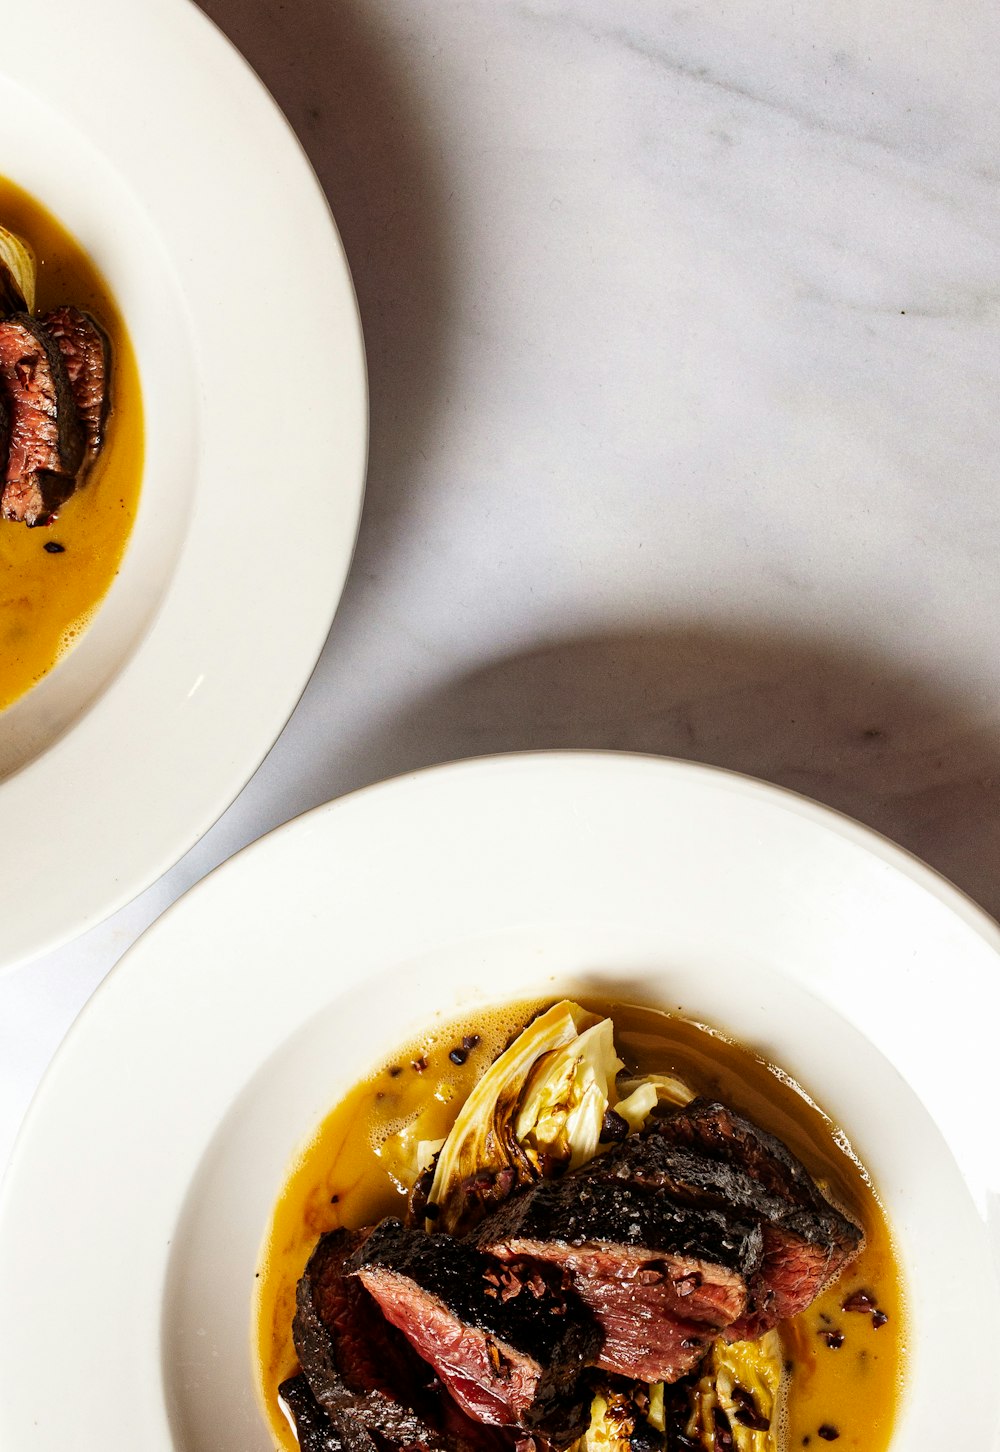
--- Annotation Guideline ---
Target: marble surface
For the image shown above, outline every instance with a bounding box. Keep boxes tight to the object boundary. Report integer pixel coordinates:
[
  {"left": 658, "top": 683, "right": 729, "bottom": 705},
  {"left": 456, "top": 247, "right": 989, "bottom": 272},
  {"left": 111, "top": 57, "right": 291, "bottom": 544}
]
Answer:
[{"left": 3, "top": 0, "right": 1000, "bottom": 1175}]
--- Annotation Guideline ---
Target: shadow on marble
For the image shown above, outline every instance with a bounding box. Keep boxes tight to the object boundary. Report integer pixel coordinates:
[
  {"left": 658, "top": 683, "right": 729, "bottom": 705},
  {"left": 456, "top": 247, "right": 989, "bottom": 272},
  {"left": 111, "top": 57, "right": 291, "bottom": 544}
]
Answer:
[
  {"left": 196, "top": 0, "right": 453, "bottom": 580},
  {"left": 317, "top": 627, "right": 1000, "bottom": 921}
]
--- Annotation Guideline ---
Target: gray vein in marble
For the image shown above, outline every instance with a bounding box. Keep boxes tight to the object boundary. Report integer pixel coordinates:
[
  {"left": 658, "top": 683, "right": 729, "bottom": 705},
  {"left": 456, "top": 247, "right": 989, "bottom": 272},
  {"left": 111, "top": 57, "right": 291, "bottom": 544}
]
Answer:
[
  {"left": 795, "top": 278, "right": 1000, "bottom": 323},
  {"left": 511, "top": 1, "right": 949, "bottom": 163}
]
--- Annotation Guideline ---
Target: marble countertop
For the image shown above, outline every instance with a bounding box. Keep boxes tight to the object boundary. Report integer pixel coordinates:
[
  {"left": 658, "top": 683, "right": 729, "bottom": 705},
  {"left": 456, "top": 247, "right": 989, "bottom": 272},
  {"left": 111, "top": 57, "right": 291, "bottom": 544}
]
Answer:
[{"left": 2, "top": 0, "right": 999, "bottom": 1174}]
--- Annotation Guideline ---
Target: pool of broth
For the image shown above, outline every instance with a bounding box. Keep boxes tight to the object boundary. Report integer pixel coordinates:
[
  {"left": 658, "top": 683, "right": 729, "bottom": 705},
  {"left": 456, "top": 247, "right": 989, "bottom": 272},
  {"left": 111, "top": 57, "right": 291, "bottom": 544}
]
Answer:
[
  {"left": 0, "top": 176, "right": 143, "bottom": 711},
  {"left": 255, "top": 1000, "right": 904, "bottom": 1452}
]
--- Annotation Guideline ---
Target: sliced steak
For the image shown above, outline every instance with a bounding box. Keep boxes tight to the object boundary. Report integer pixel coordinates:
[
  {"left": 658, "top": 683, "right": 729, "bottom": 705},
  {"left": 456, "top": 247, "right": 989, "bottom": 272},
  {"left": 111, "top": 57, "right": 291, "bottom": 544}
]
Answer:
[
  {"left": 647, "top": 1100, "right": 864, "bottom": 1337},
  {"left": 0, "top": 392, "right": 9, "bottom": 482},
  {"left": 0, "top": 314, "right": 83, "bottom": 524},
  {"left": 477, "top": 1176, "right": 761, "bottom": 1383},
  {"left": 294, "top": 1227, "right": 509, "bottom": 1452},
  {"left": 41, "top": 306, "right": 110, "bottom": 468},
  {"left": 279, "top": 1374, "right": 355, "bottom": 1452},
  {"left": 350, "top": 1219, "right": 599, "bottom": 1442},
  {"left": 650, "top": 1099, "right": 851, "bottom": 1224}
]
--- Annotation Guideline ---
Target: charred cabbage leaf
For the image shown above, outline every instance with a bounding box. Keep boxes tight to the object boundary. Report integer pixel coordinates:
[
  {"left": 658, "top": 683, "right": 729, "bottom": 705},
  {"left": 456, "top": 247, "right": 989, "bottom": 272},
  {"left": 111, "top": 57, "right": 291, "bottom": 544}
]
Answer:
[
  {"left": 424, "top": 1000, "right": 607, "bottom": 1232},
  {"left": 577, "top": 1384, "right": 663, "bottom": 1452},
  {"left": 0, "top": 225, "right": 35, "bottom": 315},
  {"left": 686, "top": 1332, "right": 784, "bottom": 1450}
]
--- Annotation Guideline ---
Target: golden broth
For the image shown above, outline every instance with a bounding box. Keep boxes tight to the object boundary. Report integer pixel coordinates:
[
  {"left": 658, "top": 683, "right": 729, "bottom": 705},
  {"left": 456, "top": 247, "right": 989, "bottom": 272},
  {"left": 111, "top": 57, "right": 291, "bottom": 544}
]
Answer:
[
  {"left": 254, "top": 1000, "right": 905, "bottom": 1452},
  {"left": 0, "top": 176, "right": 143, "bottom": 711}
]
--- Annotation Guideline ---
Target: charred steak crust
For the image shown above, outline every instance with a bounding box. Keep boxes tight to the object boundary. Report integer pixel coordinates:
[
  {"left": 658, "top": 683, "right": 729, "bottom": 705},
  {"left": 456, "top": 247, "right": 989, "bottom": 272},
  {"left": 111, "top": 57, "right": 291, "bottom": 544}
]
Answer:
[
  {"left": 279, "top": 1374, "right": 353, "bottom": 1452},
  {"left": 583, "top": 1123, "right": 854, "bottom": 1251},
  {"left": 294, "top": 1227, "right": 508, "bottom": 1452},
  {"left": 475, "top": 1177, "right": 760, "bottom": 1384},
  {"left": 648, "top": 1099, "right": 864, "bottom": 1337},
  {"left": 350, "top": 1219, "right": 600, "bottom": 1440},
  {"left": 351, "top": 1218, "right": 601, "bottom": 1370},
  {"left": 477, "top": 1174, "right": 763, "bottom": 1281},
  {"left": 0, "top": 313, "right": 84, "bottom": 524},
  {"left": 660, "top": 1101, "right": 862, "bottom": 1240},
  {"left": 41, "top": 305, "right": 111, "bottom": 466}
]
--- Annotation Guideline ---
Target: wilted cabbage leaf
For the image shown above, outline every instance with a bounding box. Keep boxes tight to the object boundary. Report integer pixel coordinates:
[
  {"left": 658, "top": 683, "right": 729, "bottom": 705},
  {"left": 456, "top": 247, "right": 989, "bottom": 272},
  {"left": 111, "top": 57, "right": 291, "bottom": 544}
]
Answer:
[
  {"left": 0, "top": 225, "right": 35, "bottom": 315},
  {"left": 687, "top": 1331, "right": 785, "bottom": 1451},
  {"left": 515, "top": 1016, "right": 625, "bottom": 1171},
  {"left": 616, "top": 1069, "right": 694, "bottom": 1113}
]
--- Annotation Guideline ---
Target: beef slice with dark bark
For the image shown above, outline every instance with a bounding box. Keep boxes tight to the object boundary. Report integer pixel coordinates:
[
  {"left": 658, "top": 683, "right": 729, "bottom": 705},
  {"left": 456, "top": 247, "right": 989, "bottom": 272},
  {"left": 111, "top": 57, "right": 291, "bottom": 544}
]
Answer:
[
  {"left": 477, "top": 1175, "right": 761, "bottom": 1383},
  {"left": 294, "top": 1226, "right": 511, "bottom": 1452},
  {"left": 0, "top": 314, "right": 83, "bottom": 524},
  {"left": 350, "top": 1219, "right": 600, "bottom": 1442}
]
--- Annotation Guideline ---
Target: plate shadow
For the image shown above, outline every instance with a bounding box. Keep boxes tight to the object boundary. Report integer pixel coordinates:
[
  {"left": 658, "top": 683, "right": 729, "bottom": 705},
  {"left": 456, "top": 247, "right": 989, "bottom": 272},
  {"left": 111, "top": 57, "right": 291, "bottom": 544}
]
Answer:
[{"left": 310, "top": 625, "right": 1000, "bottom": 922}]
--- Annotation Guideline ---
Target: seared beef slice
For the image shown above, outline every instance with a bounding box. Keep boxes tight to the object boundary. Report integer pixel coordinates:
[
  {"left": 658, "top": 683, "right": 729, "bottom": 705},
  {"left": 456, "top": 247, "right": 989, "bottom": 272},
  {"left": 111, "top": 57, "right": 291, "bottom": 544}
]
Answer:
[
  {"left": 279, "top": 1374, "right": 359, "bottom": 1452},
  {"left": 477, "top": 1175, "right": 761, "bottom": 1383},
  {"left": 294, "top": 1227, "right": 508, "bottom": 1452},
  {"left": 42, "top": 306, "right": 110, "bottom": 467},
  {"left": 646, "top": 1100, "right": 863, "bottom": 1338},
  {"left": 350, "top": 1218, "right": 600, "bottom": 1440},
  {"left": 0, "top": 314, "right": 83, "bottom": 523}
]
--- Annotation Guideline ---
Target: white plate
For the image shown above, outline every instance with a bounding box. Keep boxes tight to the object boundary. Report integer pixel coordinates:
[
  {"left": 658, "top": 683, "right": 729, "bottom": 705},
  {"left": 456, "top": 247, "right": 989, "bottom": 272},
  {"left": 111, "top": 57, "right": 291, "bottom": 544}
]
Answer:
[
  {"left": 0, "top": 752, "right": 998, "bottom": 1450},
  {"left": 0, "top": 0, "right": 367, "bottom": 969}
]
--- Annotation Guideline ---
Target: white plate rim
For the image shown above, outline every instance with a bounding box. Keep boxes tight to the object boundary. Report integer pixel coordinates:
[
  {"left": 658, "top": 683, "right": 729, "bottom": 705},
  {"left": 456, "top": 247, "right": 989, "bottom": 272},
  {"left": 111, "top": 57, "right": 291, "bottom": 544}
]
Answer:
[{"left": 0, "top": 0, "right": 368, "bottom": 971}]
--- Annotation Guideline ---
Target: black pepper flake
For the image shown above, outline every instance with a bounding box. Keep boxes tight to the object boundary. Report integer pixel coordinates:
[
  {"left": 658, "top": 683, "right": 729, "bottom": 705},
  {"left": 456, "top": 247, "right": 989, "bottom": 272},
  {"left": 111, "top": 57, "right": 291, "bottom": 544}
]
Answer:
[
  {"left": 872, "top": 1309, "right": 888, "bottom": 1329},
  {"left": 388, "top": 1066, "right": 403, "bottom": 1078},
  {"left": 462, "top": 1034, "right": 481, "bottom": 1051},
  {"left": 802, "top": 1439, "right": 811, "bottom": 1447},
  {"left": 449, "top": 1046, "right": 468, "bottom": 1066},
  {"left": 329, "top": 1193, "right": 340, "bottom": 1204},
  {"left": 44, "top": 540, "right": 65, "bottom": 554},
  {"left": 412, "top": 1055, "right": 429, "bottom": 1073},
  {"left": 820, "top": 1329, "right": 845, "bottom": 1349},
  {"left": 818, "top": 1426, "right": 840, "bottom": 1442}
]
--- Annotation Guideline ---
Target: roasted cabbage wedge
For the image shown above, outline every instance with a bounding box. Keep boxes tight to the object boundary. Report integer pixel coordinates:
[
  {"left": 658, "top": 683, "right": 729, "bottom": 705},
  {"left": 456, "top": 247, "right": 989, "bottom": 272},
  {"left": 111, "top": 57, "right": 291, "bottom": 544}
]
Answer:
[
  {"left": 425, "top": 1000, "right": 604, "bottom": 1231},
  {"left": 423, "top": 999, "right": 687, "bottom": 1232},
  {"left": 374, "top": 1002, "right": 698, "bottom": 1219}
]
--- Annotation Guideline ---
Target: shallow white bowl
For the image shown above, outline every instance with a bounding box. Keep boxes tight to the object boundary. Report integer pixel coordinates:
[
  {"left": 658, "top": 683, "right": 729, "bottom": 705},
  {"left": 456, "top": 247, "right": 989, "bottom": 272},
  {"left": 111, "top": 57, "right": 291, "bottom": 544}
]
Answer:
[
  {"left": 0, "top": 752, "right": 997, "bottom": 1449},
  {"left": 0, "top": 0, "right": 367, "bottom": 969}
]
